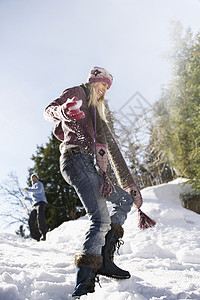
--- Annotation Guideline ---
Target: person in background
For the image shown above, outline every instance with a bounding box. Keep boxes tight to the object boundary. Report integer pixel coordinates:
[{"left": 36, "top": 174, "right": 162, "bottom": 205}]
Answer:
[
  {"left": 44, "top": 66, "right": 156, "bottom": 298},
  {"left": 23, "top": 174, "right": 48, "bottom": 241}
]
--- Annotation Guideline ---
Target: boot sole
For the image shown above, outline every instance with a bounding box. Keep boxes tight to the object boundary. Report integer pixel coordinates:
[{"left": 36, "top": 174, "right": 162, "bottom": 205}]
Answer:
[{"left": 97, "top": 271, "right": 131, "bottom": 279}]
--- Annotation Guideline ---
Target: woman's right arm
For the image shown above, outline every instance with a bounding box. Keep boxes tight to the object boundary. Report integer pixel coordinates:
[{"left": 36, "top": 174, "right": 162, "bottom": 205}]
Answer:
[
  {"left": 44, "top": 87, "right": 85, "bottom": 122},
  {"left": 44, "top": 91, "right": 70, "bottom": 122}
]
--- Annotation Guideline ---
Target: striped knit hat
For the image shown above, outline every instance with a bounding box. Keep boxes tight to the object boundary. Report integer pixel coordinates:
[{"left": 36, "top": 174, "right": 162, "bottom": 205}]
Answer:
[{"left": 87, "top": 66, "right": 113, "bottom": 89}]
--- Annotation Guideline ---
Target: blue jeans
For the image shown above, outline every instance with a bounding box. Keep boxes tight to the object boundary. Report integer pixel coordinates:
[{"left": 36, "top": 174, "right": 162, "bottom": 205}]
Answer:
[{"left": 60, "top": 152, "right": 134, "bottom": 255}]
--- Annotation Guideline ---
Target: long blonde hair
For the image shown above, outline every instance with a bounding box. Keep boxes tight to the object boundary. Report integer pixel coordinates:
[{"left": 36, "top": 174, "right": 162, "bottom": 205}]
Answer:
[{"left": 87, "top": 82, "right": 107, "bottom": 122}]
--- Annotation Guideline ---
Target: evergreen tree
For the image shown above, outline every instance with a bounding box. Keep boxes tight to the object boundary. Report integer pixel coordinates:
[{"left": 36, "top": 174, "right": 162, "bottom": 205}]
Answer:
[
  {"left": 28, "top": 132, "right": 85, "bottom": 231},
  {"left": 151, "top": 22, "right": 200, "bottom": 190}
]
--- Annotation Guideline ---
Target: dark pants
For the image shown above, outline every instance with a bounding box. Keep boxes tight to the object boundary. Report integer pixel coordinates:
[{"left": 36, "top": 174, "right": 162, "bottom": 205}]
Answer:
[{"left": 28, "top": 201, "right": 47, "bottom": 241}]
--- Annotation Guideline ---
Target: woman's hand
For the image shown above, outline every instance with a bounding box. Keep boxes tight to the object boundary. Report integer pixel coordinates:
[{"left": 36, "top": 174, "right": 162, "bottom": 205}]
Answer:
[{"left": 65, "top": 97, "right": 85, "bottom": 120}]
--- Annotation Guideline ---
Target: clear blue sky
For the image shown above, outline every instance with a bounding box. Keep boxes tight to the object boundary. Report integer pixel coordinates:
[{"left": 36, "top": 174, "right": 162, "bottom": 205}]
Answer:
[{"left": 0, "top": 0, "right": 200, "bottom": 188}]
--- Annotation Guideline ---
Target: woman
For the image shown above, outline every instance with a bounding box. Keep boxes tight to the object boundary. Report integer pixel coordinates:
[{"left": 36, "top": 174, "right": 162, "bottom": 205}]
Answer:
[{"left": 44, "top": 66, "right": 156, "bottom": 298}]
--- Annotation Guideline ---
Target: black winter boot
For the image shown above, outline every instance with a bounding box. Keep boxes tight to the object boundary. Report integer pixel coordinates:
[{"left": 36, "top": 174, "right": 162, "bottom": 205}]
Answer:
[
  {"left": 72, "top": 253, "right": 103, "bottom": 298},
  {"left": 97, "top": 223, "right": 131, "bottom": 279}
]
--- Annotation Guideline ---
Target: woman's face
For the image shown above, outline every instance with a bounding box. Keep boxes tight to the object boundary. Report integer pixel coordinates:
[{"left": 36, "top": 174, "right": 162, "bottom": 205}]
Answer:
[{"left": 94, "top": 82, "right": 109, "bottom": 100}]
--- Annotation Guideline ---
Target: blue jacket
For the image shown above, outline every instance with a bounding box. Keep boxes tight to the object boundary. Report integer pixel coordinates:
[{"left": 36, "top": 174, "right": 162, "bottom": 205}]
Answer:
[{"left": 26, "top": 180, "right": 47, "bottom": 205}]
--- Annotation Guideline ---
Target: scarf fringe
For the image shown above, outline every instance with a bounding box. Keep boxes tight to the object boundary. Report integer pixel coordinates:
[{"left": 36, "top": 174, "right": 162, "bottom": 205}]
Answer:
[
  {"left": 99, "top": 172, "right": 116, "bottom": 198},
  {"left": 138, "top": 208, "right": 157, "bottom": 230}
]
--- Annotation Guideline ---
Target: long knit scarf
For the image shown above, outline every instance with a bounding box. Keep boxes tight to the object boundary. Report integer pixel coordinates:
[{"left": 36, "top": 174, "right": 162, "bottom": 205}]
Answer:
[{"left": 80, "top": 84, "right": 156, "bottom": 230}]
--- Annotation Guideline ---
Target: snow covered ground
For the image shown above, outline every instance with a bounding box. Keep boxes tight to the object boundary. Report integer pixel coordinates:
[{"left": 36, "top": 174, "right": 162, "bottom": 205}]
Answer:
[{"left": 1, "top": 178, "right": 200, "bottom": 300}]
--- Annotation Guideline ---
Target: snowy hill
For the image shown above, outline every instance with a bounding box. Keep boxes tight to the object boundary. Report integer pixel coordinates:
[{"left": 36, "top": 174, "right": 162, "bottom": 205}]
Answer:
[{"left": 0, "top": 179, "right": 200, "bottom": 300}]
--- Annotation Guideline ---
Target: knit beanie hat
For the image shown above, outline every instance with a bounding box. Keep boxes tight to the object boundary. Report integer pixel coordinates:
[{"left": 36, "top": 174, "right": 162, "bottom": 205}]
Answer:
[{"left": 87, "top": 66, "right": 113, "bottom": 89}]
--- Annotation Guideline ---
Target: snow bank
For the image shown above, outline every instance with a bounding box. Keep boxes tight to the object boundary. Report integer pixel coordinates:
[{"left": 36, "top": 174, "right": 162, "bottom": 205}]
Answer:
[{"left": 0, "top": 179, "right": 200, "bottom": 300}]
